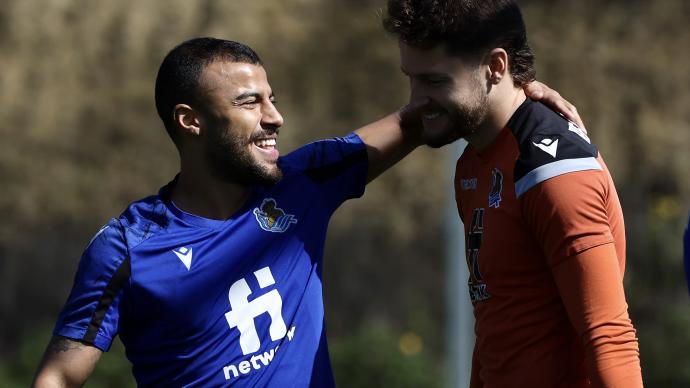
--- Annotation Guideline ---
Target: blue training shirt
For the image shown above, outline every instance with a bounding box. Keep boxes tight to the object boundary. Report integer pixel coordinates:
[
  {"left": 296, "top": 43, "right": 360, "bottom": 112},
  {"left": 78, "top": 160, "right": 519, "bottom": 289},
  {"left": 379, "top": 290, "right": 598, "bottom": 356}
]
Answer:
[{"left": 54, "top": 133, "right": 368, "bottom": 387}]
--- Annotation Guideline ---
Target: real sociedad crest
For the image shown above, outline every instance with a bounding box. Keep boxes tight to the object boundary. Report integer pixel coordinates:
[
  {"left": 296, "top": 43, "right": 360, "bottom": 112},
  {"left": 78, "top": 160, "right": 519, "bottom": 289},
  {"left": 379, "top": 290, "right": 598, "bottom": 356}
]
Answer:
[
  {"left": 253, "top": 198, "right": 298, "bottom": 233},
  {"left": 488, "top": 168, "right": 503, "bottom": 209}
]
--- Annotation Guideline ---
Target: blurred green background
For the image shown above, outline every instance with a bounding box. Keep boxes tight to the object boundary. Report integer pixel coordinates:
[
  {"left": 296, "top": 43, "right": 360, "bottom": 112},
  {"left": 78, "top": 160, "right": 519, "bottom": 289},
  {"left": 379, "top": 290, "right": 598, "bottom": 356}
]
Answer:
[{"left": 1, "top": 0, "right": 689, "bottom": 386}]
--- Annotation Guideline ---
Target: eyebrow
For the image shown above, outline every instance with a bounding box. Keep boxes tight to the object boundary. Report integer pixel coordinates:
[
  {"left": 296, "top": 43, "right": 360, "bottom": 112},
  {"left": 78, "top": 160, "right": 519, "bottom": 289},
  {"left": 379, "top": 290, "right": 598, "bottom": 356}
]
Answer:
[{"left": 400, "top": 67, "right": 449, "bottom": 80}]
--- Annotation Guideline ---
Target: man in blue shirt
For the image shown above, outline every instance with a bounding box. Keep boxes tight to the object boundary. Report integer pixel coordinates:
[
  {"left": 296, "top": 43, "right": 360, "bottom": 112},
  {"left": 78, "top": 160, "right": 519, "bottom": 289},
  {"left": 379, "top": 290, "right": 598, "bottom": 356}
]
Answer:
[{"left": 33, "top": 37, "right": 582, "bottom": 387}]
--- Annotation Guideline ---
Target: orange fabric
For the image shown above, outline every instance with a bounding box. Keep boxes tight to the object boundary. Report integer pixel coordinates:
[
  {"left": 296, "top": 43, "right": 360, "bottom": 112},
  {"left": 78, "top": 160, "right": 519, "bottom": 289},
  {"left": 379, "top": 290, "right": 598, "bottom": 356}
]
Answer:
[
  {"left": 551, "top": 244, "right": 642, "bottom": 387},
  {"left": 456, "top": 128, "right": 641, "bottom": 388}
]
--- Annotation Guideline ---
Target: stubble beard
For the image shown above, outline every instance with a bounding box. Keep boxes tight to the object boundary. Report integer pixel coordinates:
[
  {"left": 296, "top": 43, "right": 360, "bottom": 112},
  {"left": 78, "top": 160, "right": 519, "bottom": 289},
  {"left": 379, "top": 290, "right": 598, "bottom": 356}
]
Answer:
[
  {"left": 424, "top": 74, "right": 490, "bottom": 148},
  {"left": 205, "top": 127, "right": 283, "bottom": 186}
]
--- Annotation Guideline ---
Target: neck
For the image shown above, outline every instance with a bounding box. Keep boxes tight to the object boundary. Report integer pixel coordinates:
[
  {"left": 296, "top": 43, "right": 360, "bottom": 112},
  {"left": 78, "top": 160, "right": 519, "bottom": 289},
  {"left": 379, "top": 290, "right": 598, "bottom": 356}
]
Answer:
[
  {"left": 467, "top": 86, "right": 526, "bottom": 151},
  {"left": 171, "top": 164, "right": 251, "bottom": 220}
]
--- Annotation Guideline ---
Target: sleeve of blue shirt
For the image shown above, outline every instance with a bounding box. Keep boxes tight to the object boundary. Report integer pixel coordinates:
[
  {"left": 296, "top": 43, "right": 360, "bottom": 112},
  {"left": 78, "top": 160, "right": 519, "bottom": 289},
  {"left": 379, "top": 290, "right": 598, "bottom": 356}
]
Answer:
[
  {"left": 279, "top": 132, "right": 369, "bottom": 212},
  {"left": 53, "top": 218, "right": 130, "bottom": 351}
]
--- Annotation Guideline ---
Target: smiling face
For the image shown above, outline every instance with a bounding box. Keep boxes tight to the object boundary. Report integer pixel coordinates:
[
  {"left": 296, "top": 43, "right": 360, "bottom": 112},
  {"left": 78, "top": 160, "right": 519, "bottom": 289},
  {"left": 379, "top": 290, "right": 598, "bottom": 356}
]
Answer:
[
  {"left": 400, "top": 43, "right": 489, "bottom": 148},
  {"left": 196, "top": 61, "right": 284, "bottom": 185}
]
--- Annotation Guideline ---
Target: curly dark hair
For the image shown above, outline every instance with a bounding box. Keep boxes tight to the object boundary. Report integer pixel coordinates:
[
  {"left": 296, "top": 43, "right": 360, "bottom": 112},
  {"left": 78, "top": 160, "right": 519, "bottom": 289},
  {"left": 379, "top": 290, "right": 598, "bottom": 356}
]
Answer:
[{"left": 383, "top": 0, "right": 535, "bottom": 86}]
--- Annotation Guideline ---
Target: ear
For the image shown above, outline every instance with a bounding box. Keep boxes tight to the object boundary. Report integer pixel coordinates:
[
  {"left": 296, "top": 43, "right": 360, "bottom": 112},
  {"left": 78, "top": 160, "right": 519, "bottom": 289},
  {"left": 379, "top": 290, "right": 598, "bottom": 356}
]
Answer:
[
  {"left": 485, "top": 48, "right": 509, "bottom": 85},
  {"left": 173, "top": 104, "right": 202, "bottom": 136}
]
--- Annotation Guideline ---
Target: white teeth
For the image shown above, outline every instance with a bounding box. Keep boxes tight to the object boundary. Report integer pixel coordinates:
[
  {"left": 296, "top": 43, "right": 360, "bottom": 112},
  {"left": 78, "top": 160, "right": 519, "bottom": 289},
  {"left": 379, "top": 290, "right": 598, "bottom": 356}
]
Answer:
[{"left": 254, "top": 138, "right": 277, "bottom": 148}]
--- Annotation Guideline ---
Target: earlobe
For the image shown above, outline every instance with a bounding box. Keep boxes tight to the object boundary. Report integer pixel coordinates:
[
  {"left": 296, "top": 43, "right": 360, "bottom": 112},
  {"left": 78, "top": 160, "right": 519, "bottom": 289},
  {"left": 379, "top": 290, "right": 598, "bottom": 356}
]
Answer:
[{"left": 174, "top": 104, "right": 202, "bottom": 136}]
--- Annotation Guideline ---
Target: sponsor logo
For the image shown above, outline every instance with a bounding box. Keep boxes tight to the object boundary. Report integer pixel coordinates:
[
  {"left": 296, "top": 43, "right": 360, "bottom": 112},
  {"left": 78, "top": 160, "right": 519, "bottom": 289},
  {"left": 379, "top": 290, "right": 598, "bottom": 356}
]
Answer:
[
  {"left": 469, "top": 283, "right": 491, "bottom": 302},
  {"left": 460, "top": 178, "right": 478, "bottom": 191},
  {"left": 532, "top": 137, "right": 559, "bottom": 158},
  {"left": 222, "top": 327, "right": 296, "bottom": 381},
  {"left": 467, "top": 208, "right": 491, "bottom": 302},
  {"left": 488, "top": 168, "right": 503, "bottom": 209},
  {"left": 253, "top": 199, "right": 298, "bottom": 233},
  {"left": 223, "top": 267, "right": 296, "bottom": 381},
  {"left": 225, "top": 267, "right": 288, "bottom": 355},
  {"left": 172, "top": 246, "right": 193, "bottom": 270}
]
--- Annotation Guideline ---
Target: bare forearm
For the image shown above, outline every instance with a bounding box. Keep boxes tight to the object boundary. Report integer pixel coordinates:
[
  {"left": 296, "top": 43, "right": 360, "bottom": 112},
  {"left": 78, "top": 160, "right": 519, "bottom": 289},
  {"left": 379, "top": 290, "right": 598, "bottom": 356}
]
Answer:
[
  {"left": 33, "top": 372, "right": 75, "bottom": 388},
  {"left": 33, "top": 336, "right": 102, "bottom": 388},
  {"left": 355, "top": 112, "right": 422, "bottom": 183}
]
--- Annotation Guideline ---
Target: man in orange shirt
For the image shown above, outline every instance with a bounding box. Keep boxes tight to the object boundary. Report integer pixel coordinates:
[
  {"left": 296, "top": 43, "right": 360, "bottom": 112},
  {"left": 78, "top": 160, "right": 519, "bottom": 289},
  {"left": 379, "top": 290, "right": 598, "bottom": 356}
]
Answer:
[{"left": 385, "top": 0, "right": 642, "bottom": 386}]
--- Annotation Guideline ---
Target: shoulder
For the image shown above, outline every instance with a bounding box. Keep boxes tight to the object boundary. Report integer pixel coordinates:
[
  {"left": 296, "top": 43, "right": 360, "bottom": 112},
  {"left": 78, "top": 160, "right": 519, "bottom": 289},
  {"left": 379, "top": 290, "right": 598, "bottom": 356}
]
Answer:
[
  {"left": 84, "top": 191, "right": 171, "bottom": 261},
  {"left": 507, "top": 99, "right": 601, "bottom": 198},
  {"left": 278, "top": 133, "right": 367, "bottom": 179},
  {"left": 116, "top": 192, "right": 174, "bottom": 249}
]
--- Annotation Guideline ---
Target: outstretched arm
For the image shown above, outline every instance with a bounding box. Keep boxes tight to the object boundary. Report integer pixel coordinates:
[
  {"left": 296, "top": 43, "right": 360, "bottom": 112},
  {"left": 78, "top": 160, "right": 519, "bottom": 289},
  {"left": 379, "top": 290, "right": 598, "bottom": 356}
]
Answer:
[
  {"left": 354, "top": 100, "right": 425, "bottom": 183},
  {"left": 33, "top": 336, "right": 102, "bottom": 388}
]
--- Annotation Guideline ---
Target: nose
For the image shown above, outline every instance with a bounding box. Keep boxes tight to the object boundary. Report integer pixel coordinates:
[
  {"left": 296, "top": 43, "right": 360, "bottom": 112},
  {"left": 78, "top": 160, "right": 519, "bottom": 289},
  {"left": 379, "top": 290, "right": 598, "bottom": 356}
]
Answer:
[{"left": 261, "top": 101, "right": 284, "bottom": 129}]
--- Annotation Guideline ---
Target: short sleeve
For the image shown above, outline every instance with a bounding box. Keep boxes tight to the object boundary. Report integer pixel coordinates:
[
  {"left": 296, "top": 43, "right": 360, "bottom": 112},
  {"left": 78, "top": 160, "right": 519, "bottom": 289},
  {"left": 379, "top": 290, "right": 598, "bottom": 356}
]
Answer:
[
  {"left": 279, "top": 133, "right": 368, "bottom": 211},
  {"left": 53, "top": 219, "right": 130, "bottom": 351},
  {"left": 520, "top": 169, "right": 614, "bottom": 268}
]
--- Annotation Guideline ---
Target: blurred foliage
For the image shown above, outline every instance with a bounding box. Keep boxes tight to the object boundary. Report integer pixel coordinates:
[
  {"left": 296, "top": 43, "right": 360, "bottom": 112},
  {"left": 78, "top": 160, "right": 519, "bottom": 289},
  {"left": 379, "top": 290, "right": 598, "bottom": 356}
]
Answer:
[
  {"left": 0, "top": 326, "right": 134, "bottom": 387},
  {"left": 0, "top": 0, "right": 688, "bottom": 387},
  {"left": 331, "top": 322, "right": 442, "bottom": 388}
]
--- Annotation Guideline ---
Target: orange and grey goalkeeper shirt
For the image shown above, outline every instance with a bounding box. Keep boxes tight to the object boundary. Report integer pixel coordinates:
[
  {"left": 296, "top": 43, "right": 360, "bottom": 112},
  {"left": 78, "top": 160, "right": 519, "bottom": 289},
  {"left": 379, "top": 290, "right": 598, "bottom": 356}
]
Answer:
[{"left": 455, "top": 99, "right": 642, "bottom": 387}]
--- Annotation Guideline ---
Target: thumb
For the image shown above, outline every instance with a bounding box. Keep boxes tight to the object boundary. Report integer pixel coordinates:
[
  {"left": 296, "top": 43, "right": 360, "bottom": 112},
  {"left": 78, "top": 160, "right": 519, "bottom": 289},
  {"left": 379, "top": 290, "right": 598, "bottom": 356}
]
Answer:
[{"left": 399, "top": 97, "right": 430, "bottom": 127}]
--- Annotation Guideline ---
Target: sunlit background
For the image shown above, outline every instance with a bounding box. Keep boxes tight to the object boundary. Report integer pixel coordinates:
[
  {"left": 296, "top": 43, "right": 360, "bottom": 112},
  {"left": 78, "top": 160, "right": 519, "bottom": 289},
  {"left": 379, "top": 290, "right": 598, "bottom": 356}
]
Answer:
[{"left": 1, "top": 0, "right": 689, "bottom": 386}]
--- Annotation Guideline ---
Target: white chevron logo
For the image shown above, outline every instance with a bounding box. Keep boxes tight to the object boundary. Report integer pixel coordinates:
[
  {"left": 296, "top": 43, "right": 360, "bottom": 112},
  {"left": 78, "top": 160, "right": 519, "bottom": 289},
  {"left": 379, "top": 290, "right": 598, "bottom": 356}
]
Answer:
[
  {"left": 532, "top": 138, "right": 559, "bottom": 158},
  {"left": 173, "top": 247, "right": 193, "bottom": 270}
]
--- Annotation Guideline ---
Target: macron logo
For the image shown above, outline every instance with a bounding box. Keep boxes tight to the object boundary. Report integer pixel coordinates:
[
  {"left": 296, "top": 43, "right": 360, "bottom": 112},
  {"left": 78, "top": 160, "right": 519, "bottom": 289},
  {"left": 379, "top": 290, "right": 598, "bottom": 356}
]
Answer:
[
  {"left": 532, "top": 138, "right": 559, "bottom": 158},
  {"left": 173, "top": 247, "right": 193, "bottom": 270}
]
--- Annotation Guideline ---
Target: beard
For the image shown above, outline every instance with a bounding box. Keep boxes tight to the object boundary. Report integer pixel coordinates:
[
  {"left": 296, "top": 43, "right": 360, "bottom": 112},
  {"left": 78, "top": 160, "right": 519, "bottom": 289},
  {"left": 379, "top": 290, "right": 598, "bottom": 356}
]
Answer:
[
  {"left": 205, "top": 126, "right": 283, "bottom": 186},
  {"left": 423, "top": 73, "right": 489, "bottom": 148}
]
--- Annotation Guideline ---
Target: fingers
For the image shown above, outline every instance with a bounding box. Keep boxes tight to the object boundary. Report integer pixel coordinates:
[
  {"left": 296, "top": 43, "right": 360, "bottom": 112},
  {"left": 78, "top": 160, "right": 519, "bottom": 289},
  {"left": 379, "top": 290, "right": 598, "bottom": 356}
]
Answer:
[
  {"left": 398, "top": 97, "right": 429, "bottom": 128},
  {"left": 396, "top": 97, "right": 430, "bottom": 144},
  {"left": 524, "top": 80, "right": 547, "bottom": 100},
  {"left": 400, "top": 97, "right": 430, "bottom": 118},
  {"left": 525, "top": 81, "right": 587, "bottom": 133},
  {"left": 560, "top": 100, "right": 586, "bottom": 133}
]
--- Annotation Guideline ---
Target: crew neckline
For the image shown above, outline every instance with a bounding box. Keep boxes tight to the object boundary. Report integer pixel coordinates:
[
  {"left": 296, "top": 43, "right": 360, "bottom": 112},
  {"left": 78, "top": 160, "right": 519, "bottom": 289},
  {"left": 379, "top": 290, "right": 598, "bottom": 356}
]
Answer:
[{"left": 159, "top": 176, "right": 259, "bottom": 229}]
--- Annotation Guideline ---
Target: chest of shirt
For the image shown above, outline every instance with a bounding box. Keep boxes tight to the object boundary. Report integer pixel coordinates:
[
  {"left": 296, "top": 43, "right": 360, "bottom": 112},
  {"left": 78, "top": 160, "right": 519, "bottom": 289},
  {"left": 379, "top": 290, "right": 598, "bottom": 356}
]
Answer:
[
  {"left": 121, "top": 193, "right": 328, "bottom": 332},
  {"left": 456, "top": 153, "right": 549, "bottom": 291}
]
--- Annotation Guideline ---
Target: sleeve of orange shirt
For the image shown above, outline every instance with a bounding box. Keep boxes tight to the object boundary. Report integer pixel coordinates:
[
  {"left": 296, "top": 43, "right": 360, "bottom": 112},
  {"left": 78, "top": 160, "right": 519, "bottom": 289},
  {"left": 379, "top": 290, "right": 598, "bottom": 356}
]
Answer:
[{"left": 521, "top": 169, "right": 642, "bottom": 387}]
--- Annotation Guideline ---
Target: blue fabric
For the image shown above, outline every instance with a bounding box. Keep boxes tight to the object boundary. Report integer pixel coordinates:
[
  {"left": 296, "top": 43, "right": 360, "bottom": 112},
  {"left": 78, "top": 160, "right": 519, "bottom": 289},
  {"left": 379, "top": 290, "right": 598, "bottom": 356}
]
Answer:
[{"left": 54, "top": 133, "right": 368, "bottom": 387}]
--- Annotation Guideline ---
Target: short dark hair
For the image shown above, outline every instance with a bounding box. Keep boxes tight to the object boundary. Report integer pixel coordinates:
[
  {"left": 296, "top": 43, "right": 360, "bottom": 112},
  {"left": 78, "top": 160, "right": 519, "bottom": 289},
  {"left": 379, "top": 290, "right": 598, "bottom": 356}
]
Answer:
[
  {"left": 154, "top": 37, "right": 263, "bottom": 141},
  {"left": 383, "top": 0, "right": 535, "bottom": 86}
]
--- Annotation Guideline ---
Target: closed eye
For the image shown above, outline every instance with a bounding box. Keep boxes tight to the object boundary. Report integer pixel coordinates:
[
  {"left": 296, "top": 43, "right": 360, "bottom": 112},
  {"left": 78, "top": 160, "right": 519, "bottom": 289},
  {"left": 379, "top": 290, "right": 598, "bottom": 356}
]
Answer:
[{"left": 421, "top": 77, "right": 448, "bottom": 86}]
